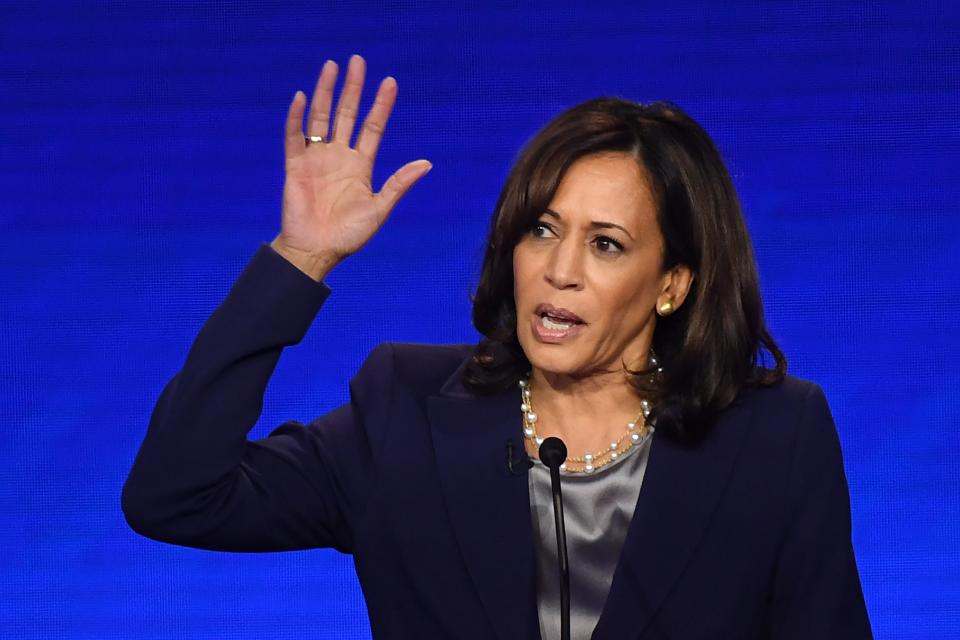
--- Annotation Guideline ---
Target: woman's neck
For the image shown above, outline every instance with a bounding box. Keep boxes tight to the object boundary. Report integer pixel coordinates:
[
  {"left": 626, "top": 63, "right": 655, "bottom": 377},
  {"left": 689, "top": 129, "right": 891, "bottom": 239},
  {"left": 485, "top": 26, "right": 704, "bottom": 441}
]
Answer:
[{"left": 526, "top": 366, "right": 649, "bottom": 457}]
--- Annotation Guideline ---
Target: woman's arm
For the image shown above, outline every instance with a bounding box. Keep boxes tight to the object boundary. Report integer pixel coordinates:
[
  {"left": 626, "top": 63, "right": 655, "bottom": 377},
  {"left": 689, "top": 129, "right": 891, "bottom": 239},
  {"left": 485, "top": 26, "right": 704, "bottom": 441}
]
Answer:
[
  {"left": 121, "top": 243, "right": 362, "bottom": 552},
  {"left": 122, "top": 54, "right": 428, "bottom": 553},
  {"left": 768, "top": 383, "right": 874, "bottom": 638}
]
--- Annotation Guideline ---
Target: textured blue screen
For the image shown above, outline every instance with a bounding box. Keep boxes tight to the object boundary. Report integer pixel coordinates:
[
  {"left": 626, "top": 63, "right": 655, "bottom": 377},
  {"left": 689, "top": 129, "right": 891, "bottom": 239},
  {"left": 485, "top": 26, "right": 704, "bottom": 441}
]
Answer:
[{"left": 1, "top": 2, "right": 958, "bottom": 638}]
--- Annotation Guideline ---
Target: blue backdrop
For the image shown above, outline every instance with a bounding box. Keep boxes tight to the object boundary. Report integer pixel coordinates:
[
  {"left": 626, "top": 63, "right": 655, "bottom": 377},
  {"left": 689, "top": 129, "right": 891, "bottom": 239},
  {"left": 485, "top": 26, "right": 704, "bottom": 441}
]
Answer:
[{"left": 1, "top": 1, "right": 957, "bottom": 638}]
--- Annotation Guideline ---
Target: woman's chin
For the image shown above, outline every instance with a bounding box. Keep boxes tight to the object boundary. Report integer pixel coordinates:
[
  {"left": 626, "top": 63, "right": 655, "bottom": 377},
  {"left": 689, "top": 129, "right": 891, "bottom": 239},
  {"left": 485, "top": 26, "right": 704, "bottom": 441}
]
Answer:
[{"left": 522, "top": 346, "right": 588, "bottom": 378}]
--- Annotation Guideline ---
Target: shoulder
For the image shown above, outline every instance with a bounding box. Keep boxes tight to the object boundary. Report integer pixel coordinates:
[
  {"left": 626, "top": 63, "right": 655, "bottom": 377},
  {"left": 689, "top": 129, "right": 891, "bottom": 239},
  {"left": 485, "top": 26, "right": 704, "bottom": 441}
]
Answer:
[
  {"left": 736, "top": 374, "right": 825, "bottom": 413},
  {"left": 731, "top": 374, "right": 834, "bottom": 441},
  {"left": 346, "top": 342, "right": 476, "bottom": 461},
  {"left": 730, "top": 374, "right": 843, "bottom": 479},
  {"left": 708, "top": 375, "right": 852, "bottom": 541},
  {"left": 352, "top": 342, "right": 474, "bottom": 397}
]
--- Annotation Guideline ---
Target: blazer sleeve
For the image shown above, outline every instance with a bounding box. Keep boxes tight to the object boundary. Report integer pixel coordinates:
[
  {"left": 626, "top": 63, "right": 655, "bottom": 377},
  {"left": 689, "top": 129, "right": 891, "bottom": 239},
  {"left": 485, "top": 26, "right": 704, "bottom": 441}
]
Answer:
[
  {"left": 768, "top": 383, "right": 874, "bottom": 639},
  {"left": 121, "top": 242, "right": 385, "bottom": 554}
]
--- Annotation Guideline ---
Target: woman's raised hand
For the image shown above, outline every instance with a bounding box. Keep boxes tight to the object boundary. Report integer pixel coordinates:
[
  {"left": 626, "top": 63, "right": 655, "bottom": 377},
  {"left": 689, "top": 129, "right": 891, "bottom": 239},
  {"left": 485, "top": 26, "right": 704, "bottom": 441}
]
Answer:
[{"left": 270, "top": 54, "right": 432, "bottom": 281}]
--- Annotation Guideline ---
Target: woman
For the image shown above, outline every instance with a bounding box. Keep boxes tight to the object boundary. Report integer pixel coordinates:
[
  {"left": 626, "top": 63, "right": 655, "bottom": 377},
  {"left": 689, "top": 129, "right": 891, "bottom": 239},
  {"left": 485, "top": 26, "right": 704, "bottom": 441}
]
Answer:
[{"left": 122, "top": 54, "right": 873, "bottom": 639}]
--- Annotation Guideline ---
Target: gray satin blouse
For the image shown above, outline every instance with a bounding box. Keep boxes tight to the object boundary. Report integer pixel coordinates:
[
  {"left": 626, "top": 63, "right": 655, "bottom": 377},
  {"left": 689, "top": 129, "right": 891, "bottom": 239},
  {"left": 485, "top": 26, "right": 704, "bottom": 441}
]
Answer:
[{"left": 527, "top": 428, "right": 654, "bottom": 640}]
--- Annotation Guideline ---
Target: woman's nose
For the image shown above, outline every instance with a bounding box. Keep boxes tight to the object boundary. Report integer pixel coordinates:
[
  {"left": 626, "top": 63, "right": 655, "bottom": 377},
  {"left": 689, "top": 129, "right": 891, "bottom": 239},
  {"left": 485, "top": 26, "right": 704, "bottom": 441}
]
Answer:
[{"left": 544, "top": 238, "right": 584, "bottom": 290}]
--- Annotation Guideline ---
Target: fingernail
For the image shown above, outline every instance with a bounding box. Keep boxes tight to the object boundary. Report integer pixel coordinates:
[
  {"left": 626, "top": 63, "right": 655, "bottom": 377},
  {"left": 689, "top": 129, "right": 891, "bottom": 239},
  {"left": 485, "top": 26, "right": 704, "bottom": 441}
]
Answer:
[{"left": 424, "top": 162, "right": 433, "bottom": 173}]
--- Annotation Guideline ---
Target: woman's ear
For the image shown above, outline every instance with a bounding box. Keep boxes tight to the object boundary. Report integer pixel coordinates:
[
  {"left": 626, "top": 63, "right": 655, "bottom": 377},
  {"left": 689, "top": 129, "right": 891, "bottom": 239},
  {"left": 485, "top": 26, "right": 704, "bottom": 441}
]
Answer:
[{"left": 655, "top": 264, "right": 694, "bottom": 316}]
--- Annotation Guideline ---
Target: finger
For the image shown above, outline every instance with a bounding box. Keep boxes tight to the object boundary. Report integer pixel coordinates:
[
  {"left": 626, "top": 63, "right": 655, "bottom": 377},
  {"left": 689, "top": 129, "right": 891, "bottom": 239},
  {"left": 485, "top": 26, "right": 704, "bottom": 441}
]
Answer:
[
  {"left": 307, "top": 60, "right": 338, "bottom": 140},
  {"left": 330, "top": 54, "right": 366, "bottom": 145},
  {"left": 285, "top": 90, "right": 307, "bottom": 161},
  {"left": 375, "top": 159, "right": 433, "bottom": 218},
  {"left": 355, "top": 76, "right": 398, "bottom": 163}
]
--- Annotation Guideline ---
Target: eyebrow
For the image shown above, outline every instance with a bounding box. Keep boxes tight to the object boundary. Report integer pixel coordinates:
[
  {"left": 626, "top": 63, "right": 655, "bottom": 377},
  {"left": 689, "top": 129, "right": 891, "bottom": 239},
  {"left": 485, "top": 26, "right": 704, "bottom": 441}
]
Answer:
[{"left": 543, "top": 208, "right": 635, "bottom": 241}]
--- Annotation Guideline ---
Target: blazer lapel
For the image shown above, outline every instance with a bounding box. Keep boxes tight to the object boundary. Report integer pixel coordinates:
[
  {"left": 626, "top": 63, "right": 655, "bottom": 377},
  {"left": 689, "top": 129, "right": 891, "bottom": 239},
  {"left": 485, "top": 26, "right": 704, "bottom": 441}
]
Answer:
[
  {"left": 592, "top": 399, "right": 756, "bottom": 639},
  {"left": 427, "top": 372, "right": 541, "bottom": 640}
]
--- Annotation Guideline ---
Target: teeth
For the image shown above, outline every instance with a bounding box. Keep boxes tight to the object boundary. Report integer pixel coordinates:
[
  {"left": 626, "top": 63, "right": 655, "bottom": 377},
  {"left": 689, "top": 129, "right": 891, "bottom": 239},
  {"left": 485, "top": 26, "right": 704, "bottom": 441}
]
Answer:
[{"left": 542, "top": 315, "right": 574, "bottom": 330}]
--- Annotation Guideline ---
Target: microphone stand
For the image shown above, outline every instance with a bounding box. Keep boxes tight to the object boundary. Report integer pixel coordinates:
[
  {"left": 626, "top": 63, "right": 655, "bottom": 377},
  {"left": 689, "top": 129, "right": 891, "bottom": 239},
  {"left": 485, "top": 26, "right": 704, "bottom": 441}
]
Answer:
[{"left": 539, "top": 437, "right": 570, "bottom": 640}]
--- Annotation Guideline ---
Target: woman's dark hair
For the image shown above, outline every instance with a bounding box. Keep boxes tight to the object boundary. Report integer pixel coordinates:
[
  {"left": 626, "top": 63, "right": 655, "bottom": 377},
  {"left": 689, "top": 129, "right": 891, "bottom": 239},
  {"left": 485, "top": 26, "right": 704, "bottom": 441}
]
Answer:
[{"left": 463, "top": 96, "right": 786, "bottom": 442}]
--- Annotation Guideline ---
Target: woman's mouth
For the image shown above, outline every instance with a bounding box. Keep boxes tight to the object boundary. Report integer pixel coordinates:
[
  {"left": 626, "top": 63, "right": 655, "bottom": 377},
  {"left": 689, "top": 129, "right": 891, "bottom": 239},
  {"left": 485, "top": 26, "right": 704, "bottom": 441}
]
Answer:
[{"left": 532, "top": 304, "right": 586, "bottom": 343}]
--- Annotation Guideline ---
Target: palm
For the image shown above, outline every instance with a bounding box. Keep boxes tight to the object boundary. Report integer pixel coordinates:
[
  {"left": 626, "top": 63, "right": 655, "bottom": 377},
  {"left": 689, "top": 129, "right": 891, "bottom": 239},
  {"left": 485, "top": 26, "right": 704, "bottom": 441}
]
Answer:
[
  {"left": 275, "top": 55, "right": 431, "bottom": 264},
  {"left": 283, "top": 145, "right": 379, "bottom": 255}
]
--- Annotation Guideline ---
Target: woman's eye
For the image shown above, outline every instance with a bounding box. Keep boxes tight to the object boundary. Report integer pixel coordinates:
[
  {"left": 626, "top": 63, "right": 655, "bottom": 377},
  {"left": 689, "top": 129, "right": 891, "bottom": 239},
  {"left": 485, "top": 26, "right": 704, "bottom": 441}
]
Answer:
[
  {"left": 594, "top": 236, "right": 624, "bottom": 253},
  {"left": 530, "top": 221, "right": 554, "bottom": 238}
]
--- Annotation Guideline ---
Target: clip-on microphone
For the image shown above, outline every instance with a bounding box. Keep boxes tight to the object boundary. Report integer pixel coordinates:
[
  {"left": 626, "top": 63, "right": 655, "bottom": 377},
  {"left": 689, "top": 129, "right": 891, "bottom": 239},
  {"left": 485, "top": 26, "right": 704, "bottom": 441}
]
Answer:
[{"left": 505, "top": 439, "right": 534, "bottom": 475}]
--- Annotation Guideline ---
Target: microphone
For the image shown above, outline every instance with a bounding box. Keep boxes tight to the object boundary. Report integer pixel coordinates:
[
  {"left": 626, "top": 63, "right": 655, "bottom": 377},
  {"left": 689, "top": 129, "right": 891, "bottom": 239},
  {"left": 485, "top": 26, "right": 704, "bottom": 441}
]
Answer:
[
  {"left": 505, "top": 439, "right": 533, "bottom": 475},
  {"left": 539, "top": 437, "right": 571, "bottom": 640}
]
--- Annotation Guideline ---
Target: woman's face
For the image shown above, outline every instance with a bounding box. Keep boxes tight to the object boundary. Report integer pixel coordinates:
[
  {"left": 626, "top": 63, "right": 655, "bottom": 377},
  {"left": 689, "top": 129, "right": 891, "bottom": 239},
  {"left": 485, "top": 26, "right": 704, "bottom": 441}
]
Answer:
[{"left": 513, "top": 152, "right": 688, "bottom": 379}]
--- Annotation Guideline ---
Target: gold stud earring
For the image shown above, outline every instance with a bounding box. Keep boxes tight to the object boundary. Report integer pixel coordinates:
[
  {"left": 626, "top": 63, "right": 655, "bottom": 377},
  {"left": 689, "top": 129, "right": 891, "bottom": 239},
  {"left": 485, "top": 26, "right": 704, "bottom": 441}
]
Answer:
[{"left": 657, "top": 301, "right": 674, "bottom": 316}]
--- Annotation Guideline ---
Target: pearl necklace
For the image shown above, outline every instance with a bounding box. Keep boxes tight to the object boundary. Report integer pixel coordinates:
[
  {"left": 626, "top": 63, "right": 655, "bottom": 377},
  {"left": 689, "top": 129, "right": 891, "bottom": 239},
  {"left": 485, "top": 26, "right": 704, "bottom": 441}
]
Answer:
[{"left": 518, "top": 354, "right": 659, "bottom": 474}]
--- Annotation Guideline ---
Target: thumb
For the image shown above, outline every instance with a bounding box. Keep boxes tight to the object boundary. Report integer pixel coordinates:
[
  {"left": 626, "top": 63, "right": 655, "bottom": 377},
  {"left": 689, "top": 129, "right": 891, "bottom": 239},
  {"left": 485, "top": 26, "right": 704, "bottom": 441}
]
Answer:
[{"left": 375, "top": 159, "right": 432, "bottom": 217}]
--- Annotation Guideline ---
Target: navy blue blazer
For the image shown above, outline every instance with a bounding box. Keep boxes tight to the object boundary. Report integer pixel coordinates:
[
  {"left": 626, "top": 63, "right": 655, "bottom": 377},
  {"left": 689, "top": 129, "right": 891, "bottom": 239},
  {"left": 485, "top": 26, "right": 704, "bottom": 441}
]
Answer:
[{"left": 122, "top": 243, "right": 873, "bottom": 639}]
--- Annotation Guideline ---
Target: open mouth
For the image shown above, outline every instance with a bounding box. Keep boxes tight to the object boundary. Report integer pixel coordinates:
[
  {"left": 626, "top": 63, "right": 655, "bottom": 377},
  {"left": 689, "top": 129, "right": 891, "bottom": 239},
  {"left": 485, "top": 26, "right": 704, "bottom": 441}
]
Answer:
[
  {"left": 533, "top": 304, "right": 586, "bottom": 341},
  {"left": 535, "top": 303, "right": 585, "bottom": 325}
]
